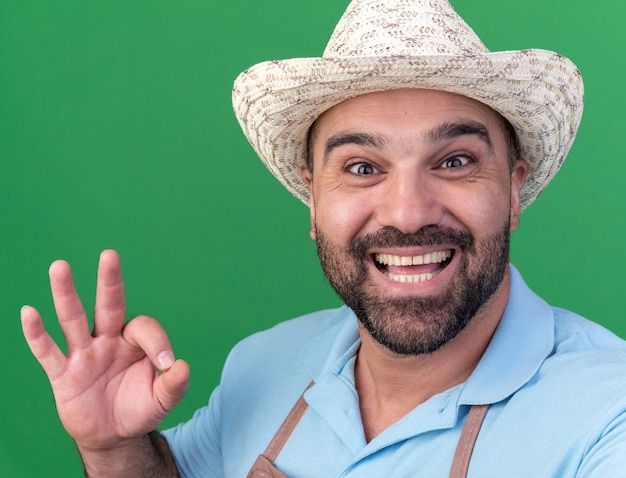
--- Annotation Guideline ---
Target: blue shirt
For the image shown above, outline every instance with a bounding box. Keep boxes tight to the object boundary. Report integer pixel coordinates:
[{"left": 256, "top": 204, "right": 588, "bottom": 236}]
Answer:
[{"left": 163, "top": 266, "right": 626, "bottom": 477}]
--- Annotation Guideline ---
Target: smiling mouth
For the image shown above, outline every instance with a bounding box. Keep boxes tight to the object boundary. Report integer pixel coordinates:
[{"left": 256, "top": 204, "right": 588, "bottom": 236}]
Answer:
[{"left": 374, "top": 250, "right": 454, "bottom": 283}]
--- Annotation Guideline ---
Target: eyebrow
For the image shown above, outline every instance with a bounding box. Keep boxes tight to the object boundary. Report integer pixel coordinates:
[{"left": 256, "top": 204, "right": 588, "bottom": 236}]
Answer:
[
  {"left": 324, "top": 132, "right": 387, "bottom": 158},
  {"left": 427, "top": 121, "right": 494, "bottom": 152},
  {"left": 322, "top": 120, "right": 495, "bottom": 163}
]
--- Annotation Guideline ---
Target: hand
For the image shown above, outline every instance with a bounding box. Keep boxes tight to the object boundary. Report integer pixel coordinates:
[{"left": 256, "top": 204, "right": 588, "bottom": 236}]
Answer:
[{"left": 21, "top": 250, "right": 190, "bottom": 452}]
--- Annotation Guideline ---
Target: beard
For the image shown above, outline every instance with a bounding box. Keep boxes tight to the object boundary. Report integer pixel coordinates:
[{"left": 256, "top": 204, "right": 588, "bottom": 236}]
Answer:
[{"left": 316, "top": 223, "right": 511, "bottom": 356}]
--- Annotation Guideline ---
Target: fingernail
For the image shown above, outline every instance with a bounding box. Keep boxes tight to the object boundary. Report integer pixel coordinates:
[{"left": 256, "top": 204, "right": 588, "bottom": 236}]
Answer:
[{"left": 158, "top": 351, "right": 175, "bottom": 370}]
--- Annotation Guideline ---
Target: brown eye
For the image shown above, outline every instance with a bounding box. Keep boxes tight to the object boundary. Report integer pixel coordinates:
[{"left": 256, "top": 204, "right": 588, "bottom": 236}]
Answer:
[
  {"left": 441, "top": 155, "right": 471, "bottom": 169},
  {"left": 348, "top": 162, "right": 378, "bottom": 175}
]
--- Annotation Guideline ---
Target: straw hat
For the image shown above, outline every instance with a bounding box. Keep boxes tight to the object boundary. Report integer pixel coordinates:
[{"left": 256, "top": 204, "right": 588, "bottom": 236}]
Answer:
[{"left": 232, "top": 0, "right": 584, "bottom": 210}]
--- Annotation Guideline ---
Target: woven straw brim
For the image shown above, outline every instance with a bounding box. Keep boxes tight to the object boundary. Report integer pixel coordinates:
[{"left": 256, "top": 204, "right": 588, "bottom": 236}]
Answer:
[{"left": 233, "top": 49, "right": 584, "bottom": 210}]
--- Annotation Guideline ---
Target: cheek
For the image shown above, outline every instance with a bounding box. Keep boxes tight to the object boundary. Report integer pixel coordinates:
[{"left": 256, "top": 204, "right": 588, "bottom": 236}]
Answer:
[
  {"left": 445, "top": 183, "right": 512, "bottom": 232},
  {"left": 312, "top": 190, "right": 374, "bottom": 243}
]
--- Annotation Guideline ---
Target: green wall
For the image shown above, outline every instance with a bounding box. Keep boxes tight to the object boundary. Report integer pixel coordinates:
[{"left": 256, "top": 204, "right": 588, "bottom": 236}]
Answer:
[{"left": 2, "top": 0, "right": 624, "bottom": 475}]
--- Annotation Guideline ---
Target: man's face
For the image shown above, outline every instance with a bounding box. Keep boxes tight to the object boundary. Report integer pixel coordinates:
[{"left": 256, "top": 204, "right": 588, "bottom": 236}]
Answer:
[{"left": 303, "top": 89, "right": 527, "bottom": 356}]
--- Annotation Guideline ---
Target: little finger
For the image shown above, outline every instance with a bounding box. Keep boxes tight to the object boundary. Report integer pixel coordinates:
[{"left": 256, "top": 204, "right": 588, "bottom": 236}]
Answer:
[{"left": 21, "top": 305, "right": 68, "bottom": 380}]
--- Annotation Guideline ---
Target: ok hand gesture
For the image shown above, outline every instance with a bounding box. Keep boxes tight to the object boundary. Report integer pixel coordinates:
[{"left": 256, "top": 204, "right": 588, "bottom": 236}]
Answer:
[{"left": 21, "top": 250, "right": 190, "bottom": 453}]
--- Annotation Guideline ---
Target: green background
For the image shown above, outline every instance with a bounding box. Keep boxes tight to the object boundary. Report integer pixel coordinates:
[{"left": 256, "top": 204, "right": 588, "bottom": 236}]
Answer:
[{"left": 2, "top": 0, "right": 624, "bottom": 475}]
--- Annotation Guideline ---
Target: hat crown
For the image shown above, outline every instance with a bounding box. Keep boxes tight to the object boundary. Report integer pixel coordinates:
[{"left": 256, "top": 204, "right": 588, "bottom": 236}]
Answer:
[{"left": 323, "top": 0, "right": 489, "bottom": 58}]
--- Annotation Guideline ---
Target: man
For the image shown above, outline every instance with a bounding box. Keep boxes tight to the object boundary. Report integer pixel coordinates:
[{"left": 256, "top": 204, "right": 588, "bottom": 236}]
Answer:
[{"left": 21, "top": 0, "right": 626, "bottom": 476}]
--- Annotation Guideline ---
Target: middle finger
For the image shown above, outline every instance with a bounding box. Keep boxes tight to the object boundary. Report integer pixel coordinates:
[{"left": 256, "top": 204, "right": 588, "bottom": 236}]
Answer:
[{"left": 93, "top": 249, "right": 127, "bottom": 337}]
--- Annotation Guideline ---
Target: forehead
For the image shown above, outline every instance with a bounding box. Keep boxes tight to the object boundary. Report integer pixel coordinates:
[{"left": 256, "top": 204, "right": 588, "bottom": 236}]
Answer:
[{"left": 311, "top": 88, "right": 507, "bottom": 144}]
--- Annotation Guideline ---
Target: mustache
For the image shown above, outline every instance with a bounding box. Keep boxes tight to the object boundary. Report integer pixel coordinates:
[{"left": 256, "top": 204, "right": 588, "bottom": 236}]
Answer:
[{"left": 349, "top": 225, "right": 474, "bottom": 257}]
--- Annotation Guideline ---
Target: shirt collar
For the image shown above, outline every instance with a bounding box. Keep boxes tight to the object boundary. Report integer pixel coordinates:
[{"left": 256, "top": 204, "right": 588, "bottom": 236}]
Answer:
[
  {"left": 459, "top": 264, "right": 555, "bottom": 404},
  {"left": 301, "top": 264, "right": 555, "bottom": 405}
]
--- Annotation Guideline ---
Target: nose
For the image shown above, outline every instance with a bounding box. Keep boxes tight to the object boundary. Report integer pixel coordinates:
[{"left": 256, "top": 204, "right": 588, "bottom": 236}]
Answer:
[{"left": 374, "top": 171, "right": 444, "bottom": 234}]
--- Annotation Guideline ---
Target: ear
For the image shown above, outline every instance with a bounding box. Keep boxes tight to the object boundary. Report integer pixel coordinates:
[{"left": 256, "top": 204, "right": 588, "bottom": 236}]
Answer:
[
  {"left": 302, "top": 168, "right": 316, "bottom": 240},
  {"left": 509, "top": 159, "right": 529, "bottom": 232}
]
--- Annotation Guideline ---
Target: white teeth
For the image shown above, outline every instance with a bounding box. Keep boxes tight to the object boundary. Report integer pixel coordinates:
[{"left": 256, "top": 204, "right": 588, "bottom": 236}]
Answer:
[
  {"left": 374, "top": 250, "right": 452, "bottom": 283},
  {"left": 384, "top": 271, "right": 435, "bottom": 283},
  {"left": 375, "top": 250, "right": 452, "bottom": 266}
]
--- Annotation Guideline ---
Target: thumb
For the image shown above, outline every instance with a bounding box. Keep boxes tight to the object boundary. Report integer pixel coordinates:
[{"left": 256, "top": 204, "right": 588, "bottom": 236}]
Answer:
[{"left": 155, "top": 359, "right": 190, "bottom": 414}]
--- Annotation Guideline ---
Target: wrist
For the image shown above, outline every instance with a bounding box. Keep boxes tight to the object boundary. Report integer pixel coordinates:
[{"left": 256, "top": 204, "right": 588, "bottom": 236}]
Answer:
[{"left": 78, "top": 433, "right": 178, "bottom": 478}]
